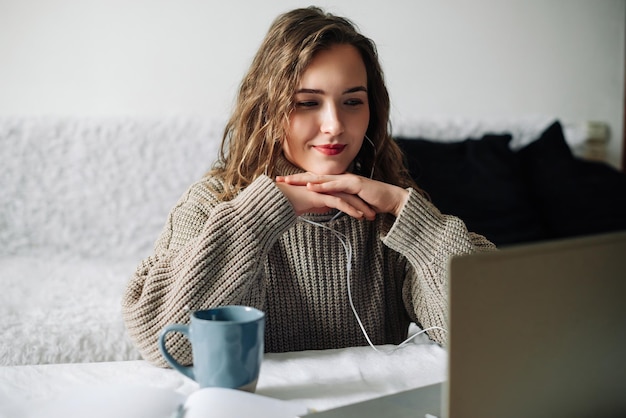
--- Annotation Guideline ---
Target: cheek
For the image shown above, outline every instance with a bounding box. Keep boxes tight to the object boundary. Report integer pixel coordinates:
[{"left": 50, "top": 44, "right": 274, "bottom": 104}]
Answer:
[
  {"left": 347, "top": 113, "right": 370, "bottom": 140},
  {"left": 360, "top": 108, "right": 371, "bottom": 132},
  {"left": 283, "top": 119, "right": 305, "bottom": 159},
  {"left": 289, "top": 114, "right": 317, "bottom": 137},
  {"left": 286, "top": 115, "right": 317, "bottom": 149}
]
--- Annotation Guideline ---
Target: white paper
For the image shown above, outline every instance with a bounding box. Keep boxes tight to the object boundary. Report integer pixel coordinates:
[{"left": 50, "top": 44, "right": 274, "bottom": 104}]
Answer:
[{"left": 182, "top": 387, "right": 310, "bottom": 418}]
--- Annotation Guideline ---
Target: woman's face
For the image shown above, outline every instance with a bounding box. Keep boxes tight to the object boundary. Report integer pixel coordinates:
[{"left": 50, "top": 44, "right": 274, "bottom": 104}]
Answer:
[{"left": 283, "top": 43, "right": 370, "bottom": 175}]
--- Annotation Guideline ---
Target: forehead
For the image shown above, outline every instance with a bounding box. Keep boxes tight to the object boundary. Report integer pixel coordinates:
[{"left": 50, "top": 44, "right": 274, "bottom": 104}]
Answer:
[{"left": 298, "top": 44, "right": 367, "bottom": 88}]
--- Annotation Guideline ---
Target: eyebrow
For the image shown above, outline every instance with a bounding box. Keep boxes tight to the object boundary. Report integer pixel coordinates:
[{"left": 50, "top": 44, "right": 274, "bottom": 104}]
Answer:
[{"left": 296, "top": 86, "right": 368, "bottom": 95}]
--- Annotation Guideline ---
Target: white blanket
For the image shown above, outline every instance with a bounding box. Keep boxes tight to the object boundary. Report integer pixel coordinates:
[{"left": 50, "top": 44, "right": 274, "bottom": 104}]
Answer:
[
  {"left": 0, "top": 257, "right": 142, "bottom": 365},
  {"left": 0, "top": 339, "right": 447, "bottom": 417}
]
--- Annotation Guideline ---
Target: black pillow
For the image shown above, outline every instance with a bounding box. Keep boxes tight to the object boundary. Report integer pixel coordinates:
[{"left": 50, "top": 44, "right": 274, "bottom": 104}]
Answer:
[
  {"left": 518, "top": 121, "right": 626, "bottom": 239},
  {"left": 396, "top": 134, "right": 547, "bottom": 246}
]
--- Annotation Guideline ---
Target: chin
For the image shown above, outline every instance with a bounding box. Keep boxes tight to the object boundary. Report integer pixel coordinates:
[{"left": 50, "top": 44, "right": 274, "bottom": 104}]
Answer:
[
  {"left": 311, "top": 168, "right": 348, "bottom": 175},
  {"left": 309, "top": 163, "right": 350, "bottom": 175}
]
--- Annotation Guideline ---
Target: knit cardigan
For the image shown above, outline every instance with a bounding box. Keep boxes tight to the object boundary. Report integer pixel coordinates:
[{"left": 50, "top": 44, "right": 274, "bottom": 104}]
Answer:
[{"left": 122, "top": 158, "right": 495, "bottom": 367}]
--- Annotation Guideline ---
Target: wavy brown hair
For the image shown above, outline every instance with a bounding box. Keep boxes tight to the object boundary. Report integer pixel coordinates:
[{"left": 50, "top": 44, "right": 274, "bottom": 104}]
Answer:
[{"left": 209, "top": 6, "right": 420, "bottom": 200}]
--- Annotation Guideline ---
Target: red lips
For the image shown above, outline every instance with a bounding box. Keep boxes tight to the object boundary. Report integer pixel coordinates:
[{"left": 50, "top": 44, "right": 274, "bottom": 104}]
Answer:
[{"left": 313, "top": 144, "right": 346, "bottom": 156}]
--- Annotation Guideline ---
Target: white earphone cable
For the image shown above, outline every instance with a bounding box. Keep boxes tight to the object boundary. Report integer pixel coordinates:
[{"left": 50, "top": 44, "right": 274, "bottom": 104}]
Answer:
[
  {"left": 299, "top": 217, "right": 447, "bottom": 354},
  {"left": 297, "top": 134, "right": 447, "bottom": 354}
]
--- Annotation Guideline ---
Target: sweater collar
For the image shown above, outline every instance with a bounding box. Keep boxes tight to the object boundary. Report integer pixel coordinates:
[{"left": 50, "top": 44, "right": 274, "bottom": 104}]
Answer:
[{"left": 275, "top": 154, "right": 305, "bottom": 176}]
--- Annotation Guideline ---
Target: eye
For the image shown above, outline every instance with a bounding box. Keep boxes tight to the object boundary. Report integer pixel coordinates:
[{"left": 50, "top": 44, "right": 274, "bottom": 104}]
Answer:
[
  {"left": 345, "top": 98, "right": 364, "bottom": 106},
  {"left": 296, "top": 101, "right": 318, "bottom": 108}
]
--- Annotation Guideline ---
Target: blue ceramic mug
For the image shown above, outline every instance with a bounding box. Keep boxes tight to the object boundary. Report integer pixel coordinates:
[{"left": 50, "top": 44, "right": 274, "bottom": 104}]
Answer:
[{"left": 158, "top": 306, "right": 265, "bottom": 392}]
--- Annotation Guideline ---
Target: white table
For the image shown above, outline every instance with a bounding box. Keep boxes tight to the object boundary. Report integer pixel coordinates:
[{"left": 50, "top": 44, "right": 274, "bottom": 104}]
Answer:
[{"left": 0, "top": 341, "right": 446, "bottom": 417}]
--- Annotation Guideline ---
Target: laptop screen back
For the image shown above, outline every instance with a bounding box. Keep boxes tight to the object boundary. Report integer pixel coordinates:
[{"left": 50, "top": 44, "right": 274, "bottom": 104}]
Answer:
[{"left": 446, "top": 231, "right": 626, "bottom": 418}]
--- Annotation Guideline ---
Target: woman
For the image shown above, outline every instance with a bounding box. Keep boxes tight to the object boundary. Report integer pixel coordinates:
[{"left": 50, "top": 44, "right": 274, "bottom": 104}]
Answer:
[{"left": 122, "top": 6, "right": 495, "bottom": 367}]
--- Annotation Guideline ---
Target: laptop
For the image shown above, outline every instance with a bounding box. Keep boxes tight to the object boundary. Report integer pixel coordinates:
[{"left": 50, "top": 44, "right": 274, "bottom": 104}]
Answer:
[{"left": 311, "top": 231, "right": 626, "bottom": 418}]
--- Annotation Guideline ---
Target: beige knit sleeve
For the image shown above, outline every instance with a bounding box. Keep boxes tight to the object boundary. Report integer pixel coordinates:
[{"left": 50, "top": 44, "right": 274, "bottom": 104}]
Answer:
[
  {"left": 382, "top": 189, "right": 496, "bottom": 345},
  {"left": 121, "top": 175, "right": 297, "bottom": 367}
]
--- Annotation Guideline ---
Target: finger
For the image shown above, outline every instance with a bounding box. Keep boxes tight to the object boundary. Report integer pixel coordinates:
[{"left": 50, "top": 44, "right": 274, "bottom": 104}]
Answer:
[
  {"left": 337, "top": 193, "right": 376, "bottom": 220},
  {"left": 306, "top": 176, "right": 366, "bottom": 199},
  {"left": 277, "top": 173, "right": 329, "bottom": 186},
  {"left": 306, "top": 180, "right": 351, "bottom": 194},
  {"left": 320, "top": 194, "right": 366, "bottom": 220},
  {"left": 320, "top": 193, "right": 376, "bottom": 221}
]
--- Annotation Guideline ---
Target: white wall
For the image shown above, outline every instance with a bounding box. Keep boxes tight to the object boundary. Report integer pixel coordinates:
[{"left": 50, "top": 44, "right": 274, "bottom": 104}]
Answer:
[{"left": 1, "top": 0, "right": 624, "bottom": 168}]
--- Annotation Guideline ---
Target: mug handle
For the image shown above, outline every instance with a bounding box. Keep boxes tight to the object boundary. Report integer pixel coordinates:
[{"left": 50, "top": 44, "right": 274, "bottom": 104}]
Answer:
[{"left": 158, "top": 324, "right": 195, "bottom": 381}]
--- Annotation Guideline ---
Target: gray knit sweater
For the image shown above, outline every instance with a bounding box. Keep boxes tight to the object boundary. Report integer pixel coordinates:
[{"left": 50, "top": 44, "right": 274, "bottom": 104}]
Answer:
[{"left": 122, "top": 158, "right": 495, "bottom": 367}]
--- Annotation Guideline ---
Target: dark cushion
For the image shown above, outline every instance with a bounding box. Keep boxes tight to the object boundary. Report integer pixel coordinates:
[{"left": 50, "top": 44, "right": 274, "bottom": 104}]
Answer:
[
  {"left": 396, "top": 134, "right": 547, "bottom": 246},
  {"left": 517, "top": 121, "right": 626, "bottom": 239}
]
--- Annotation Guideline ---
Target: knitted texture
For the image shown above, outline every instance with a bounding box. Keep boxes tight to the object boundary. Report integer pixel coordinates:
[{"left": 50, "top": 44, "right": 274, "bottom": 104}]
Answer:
[{"left": 122, "top": 158, "right": 495, "bottom": 367}]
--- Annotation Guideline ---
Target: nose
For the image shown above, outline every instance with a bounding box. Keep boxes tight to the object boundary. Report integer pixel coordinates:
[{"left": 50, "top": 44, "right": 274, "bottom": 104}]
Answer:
[{"left": 320, "top": 103, "right": 344, "bottom": 137}]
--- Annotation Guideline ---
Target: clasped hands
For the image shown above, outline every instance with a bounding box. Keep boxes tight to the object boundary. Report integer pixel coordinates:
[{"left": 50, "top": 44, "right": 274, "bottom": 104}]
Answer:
[{"left": 275, "top": 172, "right": 409, "bottom": 220}]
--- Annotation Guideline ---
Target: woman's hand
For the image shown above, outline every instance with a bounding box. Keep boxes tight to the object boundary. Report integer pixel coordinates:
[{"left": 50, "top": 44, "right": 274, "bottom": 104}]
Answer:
[
  {"left": 276, "top": 173, "right": 409, "bottom": 219},
  {"left": 275, "top": 179, "right": 376, "bottom": 220}
]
